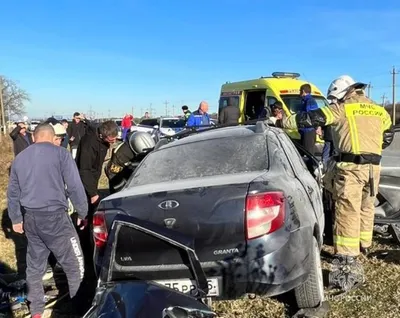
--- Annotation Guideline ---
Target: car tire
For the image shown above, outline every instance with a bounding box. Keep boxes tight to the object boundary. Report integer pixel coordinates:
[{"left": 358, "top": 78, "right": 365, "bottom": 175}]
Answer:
[{"left": 294, "top": 236, "right": 324, "bottom": 309}]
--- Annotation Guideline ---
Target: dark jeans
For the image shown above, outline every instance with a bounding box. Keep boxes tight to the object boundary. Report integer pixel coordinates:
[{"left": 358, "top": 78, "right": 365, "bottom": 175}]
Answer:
[{"left": 24, "top": 211, "right": 84, "bottom": 316}]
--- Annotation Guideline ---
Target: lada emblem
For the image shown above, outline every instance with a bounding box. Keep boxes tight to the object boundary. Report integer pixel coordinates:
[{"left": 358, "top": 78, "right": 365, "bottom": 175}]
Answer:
[{"left": 158, "top": 200, "right": 179, "bottom": 210}]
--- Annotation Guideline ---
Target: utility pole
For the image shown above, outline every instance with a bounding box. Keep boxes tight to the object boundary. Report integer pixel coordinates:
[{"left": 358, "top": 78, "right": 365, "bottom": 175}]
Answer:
[
  {"left": 148, "top": 103, "right": 154, "bottom": 117},
  {"left": 0, "top": 78, "right": 6, "bottom": 136},
  {"left": 391, "top": 66, "right": 398, "bottom": 125},
  {"left": 172, "top": 104, "right": 175, "bottom": 116},
  {"left": 0, "top": 77, "right": 5, "bottom": 137},
  {"left": 367, "top": 82, "right": 373, "bottom": 99},
  {"left": 164, "top": 100, "right": 169, "bottom": 116},
  {"left": 381, "top": 93, "right": 387, "bottom": 106},
  {"left": 108, "top": 109, "right": 111, "bottom": 119}
]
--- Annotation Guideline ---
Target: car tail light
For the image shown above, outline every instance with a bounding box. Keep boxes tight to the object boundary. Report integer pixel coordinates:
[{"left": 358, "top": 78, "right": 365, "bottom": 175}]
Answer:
[
  {"left": 245, "top": 192, "right": 285, "bottom": 240},
  {"left": 93, "top": 211, "right": 108, "bottom": 248}
]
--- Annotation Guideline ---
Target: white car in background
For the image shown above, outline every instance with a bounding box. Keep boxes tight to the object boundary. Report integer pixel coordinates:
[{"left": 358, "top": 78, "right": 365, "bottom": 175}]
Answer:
[
  {"left": 29, "top": 120, "right": 41, "bottom": 131},
  {"left": 131, "top": 117, "right": 185, "bottom": 137}
]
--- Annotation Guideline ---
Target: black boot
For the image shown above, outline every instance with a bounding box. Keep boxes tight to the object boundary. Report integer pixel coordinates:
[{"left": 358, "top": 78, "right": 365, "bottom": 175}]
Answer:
[
  {"left": 328, "top": 254, "right": 364, "bottom": 291},
  {"left": 360, "top": 245, "right": 370, "bottom": 256}
]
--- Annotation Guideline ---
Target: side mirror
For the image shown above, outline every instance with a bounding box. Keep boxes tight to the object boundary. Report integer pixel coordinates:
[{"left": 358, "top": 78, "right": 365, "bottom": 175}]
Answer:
[{"left": 162, "top": 306, "right": 216, "bottom": 318}]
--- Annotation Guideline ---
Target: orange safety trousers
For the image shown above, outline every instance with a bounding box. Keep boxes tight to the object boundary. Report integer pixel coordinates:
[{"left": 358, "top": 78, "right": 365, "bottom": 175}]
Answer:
[{"left": 332, "top": 162, "right": 381, "bottom": 256}]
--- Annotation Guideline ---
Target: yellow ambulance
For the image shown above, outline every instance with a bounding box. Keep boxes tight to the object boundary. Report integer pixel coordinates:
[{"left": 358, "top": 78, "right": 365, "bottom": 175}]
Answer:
[{"left": 219, "top": 72, "right": 329, "bottom": 146}]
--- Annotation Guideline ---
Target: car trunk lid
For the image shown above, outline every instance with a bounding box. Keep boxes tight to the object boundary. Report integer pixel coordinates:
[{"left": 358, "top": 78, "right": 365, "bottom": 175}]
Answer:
[{"left": 100, "top": 172, "right": 263, "bottom": 266}]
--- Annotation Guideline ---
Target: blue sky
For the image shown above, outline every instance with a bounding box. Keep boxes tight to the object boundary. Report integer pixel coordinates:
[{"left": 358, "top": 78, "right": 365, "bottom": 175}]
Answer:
[{"left": 0, "top": 0, "right": 399, "bottom": 119}]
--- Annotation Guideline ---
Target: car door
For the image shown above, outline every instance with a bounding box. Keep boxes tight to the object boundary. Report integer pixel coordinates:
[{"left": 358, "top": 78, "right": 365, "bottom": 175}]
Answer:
[
  {"left": 275, "top": 131, "right": 324, "bottom": 240},
  {"left": 87, "top": 215, "right": 215, "bottom": 318}
]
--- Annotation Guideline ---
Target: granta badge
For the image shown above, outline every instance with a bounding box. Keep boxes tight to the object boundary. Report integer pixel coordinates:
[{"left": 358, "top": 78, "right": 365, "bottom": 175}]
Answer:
[{"left": 158, "top": 200, "right": 180, "bottom": 210}]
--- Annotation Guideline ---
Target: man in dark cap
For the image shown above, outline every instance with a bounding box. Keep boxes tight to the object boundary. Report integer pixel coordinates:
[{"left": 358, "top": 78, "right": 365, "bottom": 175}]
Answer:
[{"left": 181, "top": 105, "right": 191, "bottom": 123}]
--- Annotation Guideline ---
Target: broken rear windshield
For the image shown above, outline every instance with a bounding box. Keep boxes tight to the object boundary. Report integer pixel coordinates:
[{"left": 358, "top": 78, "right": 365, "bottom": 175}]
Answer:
[{"left": 127, "top": 134, "right": 268, "bottom": 187}]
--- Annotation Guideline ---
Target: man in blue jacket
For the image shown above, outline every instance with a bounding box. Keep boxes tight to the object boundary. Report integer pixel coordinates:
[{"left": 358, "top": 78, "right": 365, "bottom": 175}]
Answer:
[
  {"left": 299, "top": 84, "right": 319, "bottom": 155},
  {"left": 186, "top": 101, "right": 211, "bottom": 129}
]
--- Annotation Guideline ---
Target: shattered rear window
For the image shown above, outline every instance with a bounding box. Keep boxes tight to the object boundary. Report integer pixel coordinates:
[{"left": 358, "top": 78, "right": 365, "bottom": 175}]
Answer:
[{"left": 127, "top": 134, "right": 268, "bottom": 186}]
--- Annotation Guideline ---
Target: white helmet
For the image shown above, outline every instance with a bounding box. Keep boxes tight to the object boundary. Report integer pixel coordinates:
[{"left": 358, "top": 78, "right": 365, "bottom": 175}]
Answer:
[{"left": 327, "top": 75, "right": 367, "bottom": 100}]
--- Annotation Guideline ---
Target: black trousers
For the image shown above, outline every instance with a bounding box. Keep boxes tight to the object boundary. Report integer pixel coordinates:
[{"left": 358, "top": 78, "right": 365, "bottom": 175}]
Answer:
[
  {"left": 300, "top": 130, "right": 317, "bottom": 156},
  {"left": 24, "top": 210, "right": 84, "bottom": 315}
]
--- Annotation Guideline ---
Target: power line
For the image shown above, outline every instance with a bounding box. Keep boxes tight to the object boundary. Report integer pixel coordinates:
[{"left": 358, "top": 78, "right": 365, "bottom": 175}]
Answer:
[
  {"left": 367, "top": 82, "right": 373, "bottom": 99},
  {"left": 148, "top": 103, "right": 155, "bottom": 117},
  {"left": 164, "top": 100, "right": 169, "bottom": 116},
  {"left": 391, "top": 66, "right": 399, "bottom": 125},
  {"left": 381, "top": 93, "right": 387, "bottom": 106}
]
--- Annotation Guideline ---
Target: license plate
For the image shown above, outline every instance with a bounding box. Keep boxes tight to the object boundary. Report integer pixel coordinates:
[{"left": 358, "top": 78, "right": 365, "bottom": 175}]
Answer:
[{"left": 154, "top": 278, "right": 219, "bottom": 296}]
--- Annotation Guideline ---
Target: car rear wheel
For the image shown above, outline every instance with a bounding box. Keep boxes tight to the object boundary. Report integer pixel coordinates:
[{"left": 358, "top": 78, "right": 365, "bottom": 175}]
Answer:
[{"left": 294, "top": 236, "right": 324, "bottom": 309}]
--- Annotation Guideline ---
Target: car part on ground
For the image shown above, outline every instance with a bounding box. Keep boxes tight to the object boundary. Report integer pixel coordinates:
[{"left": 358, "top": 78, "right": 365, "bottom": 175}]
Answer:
[
  {"left": 93, "top": 121, "right": 325, "bottom": 310},
  {"left": 0, "top": 276, "right": 67, "bottom": 317},
  {"left": 84, "top": 214, "right": 216, "bottom": 318}
]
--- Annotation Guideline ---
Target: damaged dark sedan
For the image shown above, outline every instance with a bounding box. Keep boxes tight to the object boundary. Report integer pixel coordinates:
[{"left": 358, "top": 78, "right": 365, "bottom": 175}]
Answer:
[{"left": 92, "top": 122, "right": 325, "bottom": 310}]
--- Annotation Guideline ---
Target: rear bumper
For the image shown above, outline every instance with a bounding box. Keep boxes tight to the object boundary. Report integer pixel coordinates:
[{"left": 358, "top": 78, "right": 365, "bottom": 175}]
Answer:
[
  {"left": 220, "top": 225, "right": 313, "bottom": 299},
  {"left": 94, "top": 225, "right": 313, "bottom": 300}
]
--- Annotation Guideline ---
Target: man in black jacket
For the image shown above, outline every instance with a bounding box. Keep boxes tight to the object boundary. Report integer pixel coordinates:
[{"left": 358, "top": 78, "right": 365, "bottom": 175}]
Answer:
[
  {"left": 218, "top": 97, "right": 240, "bottom": 125},
  {"left": 75, "top": 120, "right": 118, "bottom": 278},
  {"left": 67, "top": 112, "right": 88, "bottom": 159},
  {"left": 76, "top": 120, "right": 118, "bottom": 209},
  {"left": 9, "top": 121, "right": 33, "bottom": 156}
]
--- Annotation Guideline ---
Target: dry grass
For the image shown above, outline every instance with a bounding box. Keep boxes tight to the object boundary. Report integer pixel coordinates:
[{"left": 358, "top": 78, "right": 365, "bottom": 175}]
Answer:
[
  {"left": 0, "top": 138, "right": 18, "bottom": 272},
  {"left": 1, "top": 139, "right": 400, "bottom": 317}
]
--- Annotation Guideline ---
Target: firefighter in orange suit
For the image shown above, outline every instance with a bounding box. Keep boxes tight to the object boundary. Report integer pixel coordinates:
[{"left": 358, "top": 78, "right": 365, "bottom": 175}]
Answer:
[{"left": 275, "top": 75, "right": 394, "bottom": 288}]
